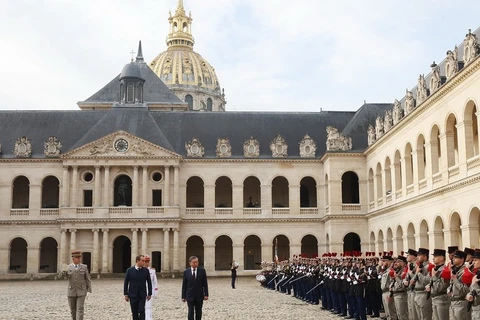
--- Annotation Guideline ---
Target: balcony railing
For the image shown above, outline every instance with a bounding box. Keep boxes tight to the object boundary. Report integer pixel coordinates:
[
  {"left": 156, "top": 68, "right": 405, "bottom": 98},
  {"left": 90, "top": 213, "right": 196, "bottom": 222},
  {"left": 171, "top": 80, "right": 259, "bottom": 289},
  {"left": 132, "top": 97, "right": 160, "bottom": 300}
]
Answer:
[
  {"left": 467, "top": 155, "right": 480, "bottom": 170},
  {"left": 77, "top": 208, "right": 93, "bottom": 214},
  {"left": 341, "top": 204, "right": 361, "bottom": 212},
  {"left": 377, "top": 198, "right": 383, "bottom": 206},
  {"left": 385, "top": 194, "right": 392, "bottom": 203},
  {"left": 243, "top": 208, "right": 261, "bottom": 215},
  {"left": 10, "top": 209, "right": 29, "bottom": 216},
  {"left": 325, "top": 205, "right": 330, "bottom": 214},
  {"left": 418, "top": 179, "right": 427, "bottom": 190},
  {"left": 395, "top": 190, "right": 403, "bottom": 199},
  {"left": 406, "top": 185, "right": 414, "bottom": 195},
  {"left": 147, "top": 207, "right": 164, "bottom": 214},
  {"left": 40, "top": 208, "right": 59, "bottom": 216},
  {"left": 215, "top": 208, "right": 233, "bottom": 215},
  {"left": 109, "top": 207, "right": 132, "bottom": 214},
  {"left": 300, "top": 208, "right": 318, "bottom": 215},
  {"left": 448, "top": 165, "right": 460, "bottom": 178},
  {"left": 432, "top": 172, "right": 442, "bottom": 184},
  {"left": 369, "top": 202, "right": 375, "bottom": 209},
  {"left": 272, "top": 208, "right": 290, "bottom": 215},
  {"left": 186, "top": 208, "right": 204, "bottom": 215}
]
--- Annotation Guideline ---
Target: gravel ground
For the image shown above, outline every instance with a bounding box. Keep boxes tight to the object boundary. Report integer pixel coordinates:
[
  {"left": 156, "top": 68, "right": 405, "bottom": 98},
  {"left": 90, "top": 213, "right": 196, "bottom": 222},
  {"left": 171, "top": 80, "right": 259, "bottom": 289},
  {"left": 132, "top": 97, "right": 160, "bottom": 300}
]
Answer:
[{"left": 0, "top": 277, "right": 348, "bottom": 319}]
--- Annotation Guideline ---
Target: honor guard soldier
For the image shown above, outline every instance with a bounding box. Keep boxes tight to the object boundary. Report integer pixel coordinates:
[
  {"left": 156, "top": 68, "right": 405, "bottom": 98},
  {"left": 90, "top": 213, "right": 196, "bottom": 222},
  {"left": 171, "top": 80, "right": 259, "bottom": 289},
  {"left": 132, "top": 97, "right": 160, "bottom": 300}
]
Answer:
[
  {"left": 380, "top": 255, "right": 397, "bottom": 320},
  {"left": 412, "top": 248, "right": 433, "bottom": 320},
  {"left": 448, "top": 246, "right": 459, "bottom": 266},
  {"left": 448, "top": 250, "right": 474, "bottom": 319},
  {"left": 390, "top": 256, "right": 408, "bottom": 320},
  {"left": 404, "top": 249, "right": 419, "bottom": 320},
  {"left": 58, "top": 250, "right": 92, "bottom": 320},
  {"left": 144, "top": 255, "right": 158, "bottom": 320},
  {"left": 466, "top": 250, "right": 480, "bottom": 320},
  {"left": 426, "top": 249, "right": 450, "bottom": 320}
]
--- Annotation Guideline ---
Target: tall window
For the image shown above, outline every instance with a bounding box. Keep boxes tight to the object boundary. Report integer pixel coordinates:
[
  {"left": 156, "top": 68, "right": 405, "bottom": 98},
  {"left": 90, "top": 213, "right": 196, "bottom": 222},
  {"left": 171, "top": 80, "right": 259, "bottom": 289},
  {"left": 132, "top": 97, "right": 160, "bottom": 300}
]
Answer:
[
  {"left": 127, "top": 83, "right": 134, "bottom": 103},
  {"left": 207, "top": 98, "right": 213, "bottom": 111},
  {"left": 185, "top": 95, "right": 193, "bottom": 110}
]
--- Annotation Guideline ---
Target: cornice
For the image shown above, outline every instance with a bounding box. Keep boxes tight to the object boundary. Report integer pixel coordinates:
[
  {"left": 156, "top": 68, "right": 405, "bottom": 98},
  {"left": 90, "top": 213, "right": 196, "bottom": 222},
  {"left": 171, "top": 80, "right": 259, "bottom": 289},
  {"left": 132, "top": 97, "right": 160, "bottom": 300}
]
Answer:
[
  {"left": 321, "top": 215, "right": 368, "bottom": 221},
  {"left": 0, "top": 159, "right": 62, "bottom": 163},
  {"left": 320, "top": 152, "right": 366, "bottom": 163},
  {"left": 366, "top": 55, "right": 480, "bottom": 156},
  {"left": 183, "top": 158, "right": 322, "bottom": 163},
  {"left": 179, "top": 218, "right": 325, "bottom": 223},
  {"left": 366, "top": 173, "right": 480, "bottom": 219}
]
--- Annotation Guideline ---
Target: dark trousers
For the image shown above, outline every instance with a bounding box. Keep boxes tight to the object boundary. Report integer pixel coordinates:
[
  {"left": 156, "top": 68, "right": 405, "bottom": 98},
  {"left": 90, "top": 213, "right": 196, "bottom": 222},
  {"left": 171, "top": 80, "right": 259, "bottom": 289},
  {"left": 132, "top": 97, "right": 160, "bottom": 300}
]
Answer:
[
  {"left": 129, "top": 296, "right": 146, "bottom": 320},
  {"left": 231, "top": 275, "right": 236, "bottom": 288},
  {"left": 187, "top": 299, "right": 203, "bottom": 320}
]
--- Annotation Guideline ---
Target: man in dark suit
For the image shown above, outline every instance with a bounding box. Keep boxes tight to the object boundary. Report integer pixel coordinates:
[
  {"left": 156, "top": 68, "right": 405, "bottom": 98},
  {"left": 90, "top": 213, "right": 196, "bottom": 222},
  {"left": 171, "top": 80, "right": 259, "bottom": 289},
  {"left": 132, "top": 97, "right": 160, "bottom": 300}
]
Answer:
[
  {"left": 182, "top": 256, "right": 209, "bottom": 320},
  {"left": 124, "top": 255, "right": 152, "bottom": 320}
]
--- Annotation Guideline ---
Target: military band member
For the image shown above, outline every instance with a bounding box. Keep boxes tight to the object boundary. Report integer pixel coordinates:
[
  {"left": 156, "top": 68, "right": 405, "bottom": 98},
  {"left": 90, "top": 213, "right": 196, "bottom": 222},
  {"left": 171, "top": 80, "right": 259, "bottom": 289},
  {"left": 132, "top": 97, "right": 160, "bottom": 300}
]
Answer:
[
  {"left": 58, "top": 250, "right": 92, "bottom": 320},
  {"left": 412, "top": 248, "right": 433, "bottom": 320},
  {"left": 426, "top": 249, "right": 450, "bottom": 320},
  {"left": 380, "top": 255, "right": 397, "bottom": 320},
  {"left": 144, "top": 255, "right": 158, "bottom": 320},
  {"left": 390, "top": 256, "right": 408, "bottom": 320},
  {"left": 466, "top": 250, "right": 480, "bottom": 320},
  {"left": 448, "top": 250, "right": 473, "bottom": 320},
  {"left": 404, "top": 249, "right": 419, "bottom": 320}
]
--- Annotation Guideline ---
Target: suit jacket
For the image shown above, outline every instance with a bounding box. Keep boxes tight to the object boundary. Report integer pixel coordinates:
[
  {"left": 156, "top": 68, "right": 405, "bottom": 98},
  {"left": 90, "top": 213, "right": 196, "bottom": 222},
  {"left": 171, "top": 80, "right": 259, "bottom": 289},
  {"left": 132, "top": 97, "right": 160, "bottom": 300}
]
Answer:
[
  {"left": 58, "top": 263, "right": 92, "bottom": 297},
  {"left": 182, "top": 267, "right": 209, "bottom": 302},
  {"left": 124, "top": 266, "right": 153, "bottom": 298}
]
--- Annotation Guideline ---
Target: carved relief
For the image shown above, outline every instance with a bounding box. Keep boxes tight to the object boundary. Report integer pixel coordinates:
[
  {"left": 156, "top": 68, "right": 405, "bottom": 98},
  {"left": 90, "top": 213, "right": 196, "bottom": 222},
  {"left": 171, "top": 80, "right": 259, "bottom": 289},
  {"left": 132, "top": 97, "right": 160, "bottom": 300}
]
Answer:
[
  {"left": 90, "top": 139, "right": 113, "bottom": 155},
  {"left": 270, "top": 135, "right": 288, "bottom": 157},
  {"left": 445, "top": 46, "right": 459, "bottom": 80},
  {"left": 326, "top": 126, "right": 352, "bottom": 151},
  {"left": 430, "top": 62, "right": 441, "bottom": 94},
  {"left": 243, "top": 137, "right": 259, "bottom": 158},
  {"left": 384, "top": 110, "right": 393, "bottom": 133},
  {"left": 404, "top": 89, "right": 415, "bottom": 115},
  {"left": 130, "top": 142, "right": 155, "bottom": 155},
  {"left": 14, "top": 136, "right": 32, "bottom": 158},
  {"left": 416, "top": 74, "right": 428, "bottom": 105},
  {"left": 183, "top": 53, "right": 192, "bottom": 74},
  {"left": 299, "top": 134, "right": 317, "bottom": 158},
  {"left": 44, "top": 136, "right": 62, "bottom": 157},
  {"left": 185, "top": 138, "right": 204, "bottom": 157},
  {"left": 463, "top": 29, "right": 478, "bottom": 64},
  {"left": 375, "top": 116, "right": 384, "bottom": 139},
  {"left": 216, "top": 138, "right": 231, "bottom": 157},
  {"left": 367, "top": 125, "right": 376, "bottom": 146},
  {"left": 163, "top": 54, "right": 172, "bottom": 74},
  {"left": 392, "top": 99, "right": 403, "bottom": 125}
]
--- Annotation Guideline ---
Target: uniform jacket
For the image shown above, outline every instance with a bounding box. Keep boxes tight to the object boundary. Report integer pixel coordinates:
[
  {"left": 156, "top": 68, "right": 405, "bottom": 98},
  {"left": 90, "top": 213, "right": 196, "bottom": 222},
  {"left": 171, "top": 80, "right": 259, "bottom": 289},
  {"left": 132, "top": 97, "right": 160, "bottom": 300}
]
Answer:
[
  {"left": 148, "top": 267, "right": 159, "bottom": 297},
  {"left": 431, "top": 264, "right": 449, "bottom": 296},
  {"left": 58, "top": 263, "right": 92, "bottom": 297}
]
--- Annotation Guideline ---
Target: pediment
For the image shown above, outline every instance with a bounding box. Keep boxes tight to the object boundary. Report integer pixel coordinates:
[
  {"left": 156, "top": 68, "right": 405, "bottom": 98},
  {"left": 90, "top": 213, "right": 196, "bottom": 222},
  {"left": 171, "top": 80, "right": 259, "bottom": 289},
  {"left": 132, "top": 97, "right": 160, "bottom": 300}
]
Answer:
[{"left": 63, "top": 131, "right": 181, "bottom": 159}]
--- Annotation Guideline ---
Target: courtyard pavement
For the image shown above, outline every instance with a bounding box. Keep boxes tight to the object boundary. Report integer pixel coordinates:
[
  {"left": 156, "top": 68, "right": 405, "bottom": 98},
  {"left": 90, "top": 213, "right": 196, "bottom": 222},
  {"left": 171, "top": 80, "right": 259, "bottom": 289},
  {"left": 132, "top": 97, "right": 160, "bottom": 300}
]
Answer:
[{"left": 0, "top": 277, "right": 347, "bottom": 319}]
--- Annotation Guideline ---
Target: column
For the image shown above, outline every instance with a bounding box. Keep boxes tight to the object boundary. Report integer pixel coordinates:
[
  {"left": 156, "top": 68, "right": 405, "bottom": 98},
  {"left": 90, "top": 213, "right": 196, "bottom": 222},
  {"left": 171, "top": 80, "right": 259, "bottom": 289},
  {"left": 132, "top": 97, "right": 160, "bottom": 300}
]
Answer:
[
  {"left": 260, "top": 184, "right": 272, "bottom": 214},
  {"left": 70, "top": 229, "right": 77, "bottom": 251},
  {"left": 141, "top": 228, "right": 148, "bottom": 254},
  {"left": 92, "top": 229, "right": 99, "bottom": 273},
  {"left": 163, "top": 228, "right": 170, "bottom": 272},
  {"left": 461, "top": 225, "right": 479, "bottom": 248},
  {"left": 389, "top": 164, "right": 397, "bottom": 198},
  {"left": 103, "top": 166, "right": 110, "bottom": 206},
  {"left": 456, "top": 121, "right": 471, "bottom": 164},
  {"left": 232, "top": 185, "right": 243, "bottom": 213},
  {"left": 233, "top": 244, "right": 244, "bottom": 271},
  {"left": 373, "top": 174, "right": 378, "bottom": 204},
  {"left": 439, "top": 132, "right": 449, "bottom": 175},
  {"left": 131, "top": 228, "right": 138, "bottom": 265},
  {"left": 411, "top": 150, "right": 419, "bottom": 190},
  {"left": 173, "top": 228, "right": 179, "bottom": 272},
  {"left": 173, "top": 166, "right": 180, "bottom": 206},
  {"left": 164, "top": 166, "right": 170, "bottom": 206},
  {"left": 94, "top": 166, "right": 101, "bottom": 206},
  {"left": 424, "top": 142, "right": 433, "bottom": 186},
  {"left": 400, "top": 158, "right": 407, "bottom": 197},
  {"left": 203, "top": 244, "right": 215, "bottom": 271},
  {"left": 61, "top": 166, "right": 69, "bottom": 207},
  {"left": 289, "top": 185, "right": 300, "bottom": 214},
  {"left": 29, "top": 184, "right": 42, "bottom": 212},
  {"left": 60, "top": 229, "right": 67, "bottom": 265},
  {"left": 26, "top": 246, "right": 40, "bottom": 274},
  {"left": 261, "top": 244, "right": 272, "bottom": 262},
  {"left": 142, "top": 166, "right": 148, "bottom": 206},
  {"left": 132, "top": 166, "right": 139, "bottom": 206},
  {"left": 102, "top": 229, "right": 109, "bottom": 273},
  {"left": 476, "top": 112, "right": 480, "bottom": 154},
  {"left": 71, "top": 166, "right": 78, "bottom": 207},
  {"left": 204, "top": 184, "right": 215, "bottom": 215}
]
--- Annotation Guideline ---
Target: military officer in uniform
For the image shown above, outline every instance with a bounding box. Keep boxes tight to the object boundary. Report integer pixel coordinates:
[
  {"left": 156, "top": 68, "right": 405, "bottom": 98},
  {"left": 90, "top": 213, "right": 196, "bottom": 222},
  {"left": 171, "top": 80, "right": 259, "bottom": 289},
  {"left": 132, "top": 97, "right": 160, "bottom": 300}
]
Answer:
[
  {"left": 58, "top": 250, "right": 92, "bottom": 320},
  {"left": 412, "top": 248, "right": 433, "bottom": 320},
  {"left": 144, "top": 255, "right": 158, "bottom": 320},
  {"left": 426, "top": 249, "right": 450, "bottom": 320},
  {"left": 448, "top": 250, "right": 472, "bottom": 319}
]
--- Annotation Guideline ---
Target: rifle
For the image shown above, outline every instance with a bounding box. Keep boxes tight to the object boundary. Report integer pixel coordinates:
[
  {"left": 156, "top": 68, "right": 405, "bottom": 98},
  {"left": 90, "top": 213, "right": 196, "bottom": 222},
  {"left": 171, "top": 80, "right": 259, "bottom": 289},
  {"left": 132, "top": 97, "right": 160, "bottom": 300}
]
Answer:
[
  {"left": 289, "top": 274, "right": 308, "bottom": 284},
  {"left": 306, "top": 282, "right": 322, "bottom": 295},
  {"left": 267, "top": 274, "right": 278, "bottom": 285}
]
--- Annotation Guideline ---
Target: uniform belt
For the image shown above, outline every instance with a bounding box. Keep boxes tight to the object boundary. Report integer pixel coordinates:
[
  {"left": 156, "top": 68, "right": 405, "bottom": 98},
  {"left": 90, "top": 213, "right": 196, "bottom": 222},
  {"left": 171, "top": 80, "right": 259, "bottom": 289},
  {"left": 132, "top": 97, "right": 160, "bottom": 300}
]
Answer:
[
  {"left": 414, "top": 289, "right": 427, "bottom": 293},
  {"left": 393, "top": 291, "right": 406, "bottom": 295},
  {"left": 449, "top": 297, "right": 466, "bottom": 301},
  {"left": 431, "top": 293, "right": 447, "bottom": 298}
]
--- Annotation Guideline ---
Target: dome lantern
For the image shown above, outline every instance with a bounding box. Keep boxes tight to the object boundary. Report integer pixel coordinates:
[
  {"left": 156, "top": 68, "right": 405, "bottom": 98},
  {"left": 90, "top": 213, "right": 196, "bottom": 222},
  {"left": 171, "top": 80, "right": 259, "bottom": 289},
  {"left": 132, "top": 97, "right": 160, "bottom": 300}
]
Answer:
[{"left": 166, "top": 0, "right": 194, "bottom": 50}]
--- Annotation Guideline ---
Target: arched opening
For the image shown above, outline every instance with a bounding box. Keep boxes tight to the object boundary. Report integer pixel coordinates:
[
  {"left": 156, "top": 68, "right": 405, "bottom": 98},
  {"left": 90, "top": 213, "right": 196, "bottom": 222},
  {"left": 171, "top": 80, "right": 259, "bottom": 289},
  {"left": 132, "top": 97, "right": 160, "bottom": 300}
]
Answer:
[
  {"left": 300, "top": 177, "right": 317, "bottom": 207},
  {"left": 39, "top": 237, "right": 57, "bottom": 273},
  {"left": 301, "top": 235, "right": 318, "bottom": 258},
  {"left": 151, "top": 251, "right": 162, "bottom": 272},
  {"left": 405, "top": 143, "right": 413, "bottom": 186},
  {"left": 112, "top": 236, "right": 131, "bottom": 273},
  {"left": 185, "top": 95, "right": 193, "bottom": 110},
  {"left": 376, "top": 163, "right": 383, "bottom": 199},
  {"left": 434, "top": 216, "right": 445, "bottom": 249},
  {"left": 419, "top": 220, "right": 429, "bottom": 248},
  {"left": 9, "top": 238, "right": 27, "bottom": 273},
  {"left": 394, "top": 150, "right": 403, "bottom": 190},
  {"left": 186, "top": 236, "right": 204, "bottom": 268},
  {"left": 468, "top": 207, "right": 480, "bottom": 248},
  {"left": 113, "top": 175, "right": 132, "bottom": 206},
  {"left": 450, "top": 212, "right": 463, "bottom": 248},
  {"left": 464, "top": 101, "right": 479, "bottom": 158},
  {"left": 244, "top": 235, "right": 261, "bottom": 270},
  {"left": 136, "top": 83, "right": 143, "bottom": 103},
  {"left": 182, "top": 22, "right": 188, "bottom": 33},
  {"left": 446, "top": 114, "right": 459, "bottom": 167},
  {"left": 272, "top": 235, "right": 290, "bottom": 261},
  {"left": 41, "top": 176, "right": 59, "bottom": 208},
  {"left": 368, "top": 169, "right": 374, "bottom": 204},
  {"left": 243, "top": 176, "right": 261, "bottom": 207},
  {"left": 396, "top": 226, "right": 404, "bottom": 254},
  {"left": 206, "top": 98, "right": 213, "bottom": 111},
  {"left": 377, "top": 230, "right": 384, "bottom": 253},
  {"left": 272, "top": 176, "right": 289, "bottom": 207},
  {"left": 384, "top": 158, "right": 392, "bottom": 195},
  {"left": 386, "top": 228, "right": 393, "bottom": 251},
  {"left": 407, "top": 223, "right": 415, "bottom": 249},
  {"left": 215, "top": 176, "right": 232, "bottom": 207},
  {"left": 370, "top": 231, "right": 376, "bottom": 253},
  {"left": 324, "top": 174, "right": 330, "bottom": 207},
  {"left": 173, "top": 22, "right": 178, "bottom": 32},
  {"left": 416, "top": 135, "right": 426, "bottom": 181},
  {"left": 430, "top": 125, "right": 441, "bottom": 175},
  {"left": 343, "top": 232, "right": 361, "bottom": 253},
  {"left": 215, "top": 235, "right": 233, "bottom": 270},
  {"left": 341, "top": 171, "right": 359, "bottom": 203},
  {"left": 12, "top": 176, "right": 30, "bottom": 208},
  {"left": 186, "top": 177, "right": 204, "bottom": 208},
  {"left": 127, "top": 83, "right": 134, "bottom": 103}
]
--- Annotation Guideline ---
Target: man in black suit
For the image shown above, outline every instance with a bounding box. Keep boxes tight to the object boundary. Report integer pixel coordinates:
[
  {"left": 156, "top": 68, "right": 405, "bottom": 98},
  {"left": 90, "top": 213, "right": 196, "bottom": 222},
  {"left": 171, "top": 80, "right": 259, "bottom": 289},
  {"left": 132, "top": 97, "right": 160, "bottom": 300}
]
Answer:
[
  {"left": 182, "top": 256, "right": 209, "bottom": 320},
  {"left": 124, "top": 255, "right": 152, "bottom": 320}
]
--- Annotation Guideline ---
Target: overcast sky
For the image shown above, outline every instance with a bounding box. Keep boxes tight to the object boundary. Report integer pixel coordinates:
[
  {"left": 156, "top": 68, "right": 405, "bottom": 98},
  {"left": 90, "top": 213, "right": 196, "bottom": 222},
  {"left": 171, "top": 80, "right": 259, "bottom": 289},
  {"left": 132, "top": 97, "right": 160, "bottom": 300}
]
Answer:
[{"left": 1, "top": 0, "right": 478, "bottom": 112}]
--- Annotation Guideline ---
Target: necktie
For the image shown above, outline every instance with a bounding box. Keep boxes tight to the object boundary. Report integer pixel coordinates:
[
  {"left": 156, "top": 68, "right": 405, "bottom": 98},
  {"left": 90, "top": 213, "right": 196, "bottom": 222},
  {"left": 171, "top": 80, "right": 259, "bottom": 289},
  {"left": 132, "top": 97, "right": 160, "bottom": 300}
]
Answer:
[
  {"left": 193, "top": 269, "right": 196, "bottom": 280},
  {"left": 75, "top": 265, "right": 78, "bottom": 269}
]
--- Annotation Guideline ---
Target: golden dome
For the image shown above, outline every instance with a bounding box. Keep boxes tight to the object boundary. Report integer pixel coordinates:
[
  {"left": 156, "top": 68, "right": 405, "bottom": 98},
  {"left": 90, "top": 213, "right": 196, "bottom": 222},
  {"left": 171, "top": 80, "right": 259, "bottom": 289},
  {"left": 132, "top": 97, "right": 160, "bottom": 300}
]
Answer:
[{"left": 149, "top": 0, "right": 225, "bottom": 111}]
